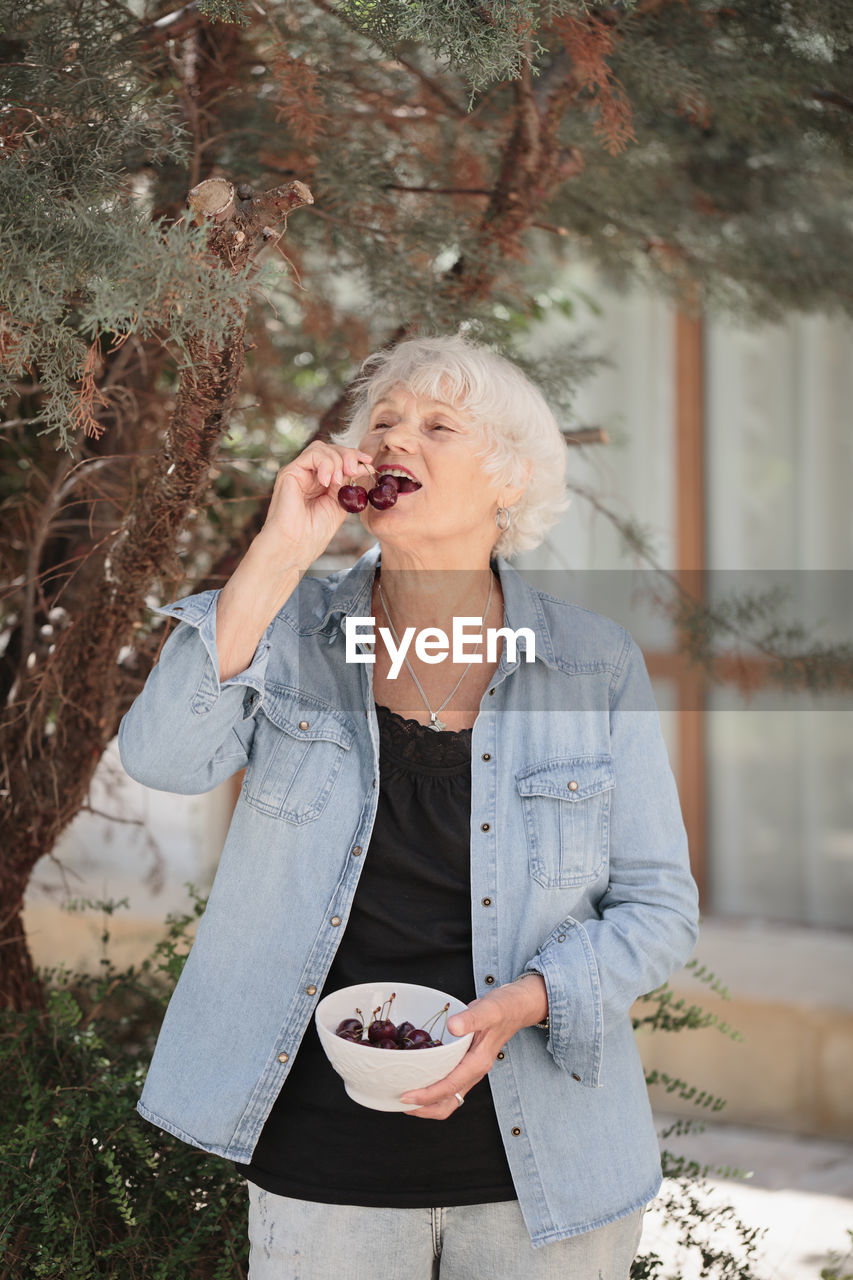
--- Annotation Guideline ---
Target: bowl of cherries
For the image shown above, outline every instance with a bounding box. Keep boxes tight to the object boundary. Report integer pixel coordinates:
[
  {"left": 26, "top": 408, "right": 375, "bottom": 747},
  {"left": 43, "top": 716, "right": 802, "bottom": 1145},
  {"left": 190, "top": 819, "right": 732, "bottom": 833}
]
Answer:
[{"left": 315, "top": 982, "right": 473, "bottom": 1111}]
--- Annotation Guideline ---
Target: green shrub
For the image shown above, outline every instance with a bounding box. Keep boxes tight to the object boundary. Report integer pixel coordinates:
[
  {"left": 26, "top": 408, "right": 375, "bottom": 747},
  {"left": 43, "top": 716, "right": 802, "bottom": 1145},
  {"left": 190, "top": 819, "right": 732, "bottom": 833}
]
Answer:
[
  {"left": 821, "top": 1231, "right": 853, "bottom": 1280},
  {"left": 0, "top": 892, "right": 249, "bottom": 1280}
]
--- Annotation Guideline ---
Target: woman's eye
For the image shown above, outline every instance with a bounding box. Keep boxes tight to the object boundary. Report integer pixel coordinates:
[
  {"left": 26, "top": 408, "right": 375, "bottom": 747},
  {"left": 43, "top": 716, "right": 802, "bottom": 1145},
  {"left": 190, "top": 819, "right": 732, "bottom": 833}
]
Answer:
[{"left": 369, "top": 419, "right": 453, "bottom": 431}]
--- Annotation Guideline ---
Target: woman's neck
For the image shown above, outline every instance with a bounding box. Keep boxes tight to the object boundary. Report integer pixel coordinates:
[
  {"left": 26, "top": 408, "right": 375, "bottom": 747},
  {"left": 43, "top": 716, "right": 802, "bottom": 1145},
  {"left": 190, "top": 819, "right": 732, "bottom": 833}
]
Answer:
[{"left": 374, "top": 561, "right": 498, "bottom": 636}]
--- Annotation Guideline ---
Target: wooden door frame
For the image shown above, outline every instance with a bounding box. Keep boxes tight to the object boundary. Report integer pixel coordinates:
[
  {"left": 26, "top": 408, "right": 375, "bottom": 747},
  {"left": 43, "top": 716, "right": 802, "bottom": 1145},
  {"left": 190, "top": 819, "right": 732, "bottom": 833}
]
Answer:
[{"left": 673, "top": 306, "right": 707, "bottom": 903}]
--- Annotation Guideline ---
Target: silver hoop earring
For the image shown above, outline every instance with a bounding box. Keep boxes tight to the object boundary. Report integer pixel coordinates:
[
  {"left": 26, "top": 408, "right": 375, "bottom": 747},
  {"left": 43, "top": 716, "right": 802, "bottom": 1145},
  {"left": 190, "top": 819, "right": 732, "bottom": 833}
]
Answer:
[{"left": 495, "top": 506, "right": 512, "bottom": 532}]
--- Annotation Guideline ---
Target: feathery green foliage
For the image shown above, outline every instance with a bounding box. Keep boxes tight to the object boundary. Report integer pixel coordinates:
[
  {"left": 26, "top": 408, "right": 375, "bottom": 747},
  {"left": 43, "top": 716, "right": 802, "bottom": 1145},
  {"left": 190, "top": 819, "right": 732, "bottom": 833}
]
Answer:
[
  {"left": 0, "top": 893, "right": 249, "bottom": 1278},
  {"left": 197, "top": 0, "right": 251, "bottom": 25}
]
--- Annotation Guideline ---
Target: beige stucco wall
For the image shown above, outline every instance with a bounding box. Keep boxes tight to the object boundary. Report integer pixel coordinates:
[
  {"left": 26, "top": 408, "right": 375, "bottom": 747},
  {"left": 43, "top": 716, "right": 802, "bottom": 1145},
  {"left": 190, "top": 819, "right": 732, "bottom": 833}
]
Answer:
[{"left": 637, "top": 919, "right": 853, "bottom": 1139}]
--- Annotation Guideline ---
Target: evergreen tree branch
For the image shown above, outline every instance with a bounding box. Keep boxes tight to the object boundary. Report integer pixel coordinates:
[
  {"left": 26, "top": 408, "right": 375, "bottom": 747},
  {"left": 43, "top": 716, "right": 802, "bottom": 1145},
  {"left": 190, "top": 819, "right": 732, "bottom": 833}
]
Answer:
[
  {"left": 0, "top": 174, "right": 312, "bottom": 1011},
  {"left": 307, "top": 0, "right": 468, "bottom": 117},
  {"left": 384, "top": 185, "right": 493, "bottom": 196},
  {"left": 811, "top": 86, "right": 853, "bottom": 114}
]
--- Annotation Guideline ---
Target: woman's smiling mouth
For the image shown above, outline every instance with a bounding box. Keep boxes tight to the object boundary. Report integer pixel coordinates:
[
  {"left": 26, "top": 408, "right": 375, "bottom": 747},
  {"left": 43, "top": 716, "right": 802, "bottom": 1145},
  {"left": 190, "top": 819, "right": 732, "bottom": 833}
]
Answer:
[{"left": 376, "top": 465, "right": 422, "bottom": 493}]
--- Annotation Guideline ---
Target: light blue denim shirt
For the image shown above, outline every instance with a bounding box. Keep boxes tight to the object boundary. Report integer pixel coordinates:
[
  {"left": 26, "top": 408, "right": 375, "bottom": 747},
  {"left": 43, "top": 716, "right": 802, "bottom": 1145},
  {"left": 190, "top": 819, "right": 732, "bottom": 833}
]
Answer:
[{"left": 118, "top": 545, "right": 699, "bottom": 1248}]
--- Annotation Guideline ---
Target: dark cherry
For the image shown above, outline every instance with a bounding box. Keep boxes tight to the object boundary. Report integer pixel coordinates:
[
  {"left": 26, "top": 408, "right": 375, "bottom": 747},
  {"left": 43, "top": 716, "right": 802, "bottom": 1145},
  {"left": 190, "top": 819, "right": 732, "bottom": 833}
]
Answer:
[
  {"left": 367, "top": 476, "right": 399, "bottom": 509},
  {"left": 368, "top": 1018, "right": 397, "bottom": 1044},
  {"left": 334, "top": 995, "right": 450, "bottom": 1050},
  {"left": 401, "top": 1027, "right": 431, "bottom": 1049},
  {"left": 337, "top": 482, "right": 368, "bottom": 513}
]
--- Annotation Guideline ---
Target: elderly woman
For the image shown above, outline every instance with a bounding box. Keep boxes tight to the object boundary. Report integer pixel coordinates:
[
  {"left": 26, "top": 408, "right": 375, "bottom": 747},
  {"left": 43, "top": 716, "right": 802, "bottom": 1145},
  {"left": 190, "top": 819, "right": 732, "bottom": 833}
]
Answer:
[{"left": 119, "top": 334, "right": 699, "bottom": 1279}]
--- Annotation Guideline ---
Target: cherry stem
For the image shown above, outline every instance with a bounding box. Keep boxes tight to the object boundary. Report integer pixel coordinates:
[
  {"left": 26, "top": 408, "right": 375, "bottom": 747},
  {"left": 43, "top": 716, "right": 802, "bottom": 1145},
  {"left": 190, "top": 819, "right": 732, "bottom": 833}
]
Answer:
[
  {"left": 379, "top": 992, "right": 396, "bottom": 1022},
  {"left": 423, "top": 1002, "right": 451, "bottom": 1042}
]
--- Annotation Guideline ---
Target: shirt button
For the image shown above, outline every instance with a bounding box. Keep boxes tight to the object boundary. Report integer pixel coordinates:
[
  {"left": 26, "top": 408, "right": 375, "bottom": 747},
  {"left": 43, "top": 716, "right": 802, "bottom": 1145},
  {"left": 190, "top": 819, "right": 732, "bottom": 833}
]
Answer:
[
  {"left": 511, "top": 1126, "right": 522, "bottom": 1136},
  {"left": 488, "top": 688, "right": 495, "bottom": 696},
  {"left": 331, "top": 916, "right": 342, "bottom": 926},
  {"left": 277, "top": 1052, "right": 289, "bottom": 1064},
  {"left": 299, "top": 720, "right": 310, "bottom": 730},
  {"left": 352, "top": 846, "right": 362, "bottom": 857},
  {"left": 305, "top": 985, "right": 317, "bottom": 996},
  {"left": 496, "top": 1051, "right": 505, "bottom": 1061},
  {"left": 568, "top": 780, "right": 578, "bottom": 791},
  {"left": 480, "top": 822, "right": 490, "bottom": 832},
  {"left": 572, "top": 1072, "right": 582, "bottom": 1082},
  {"left": 557, "top": 933, "right": 566, "bottom": 942},
  {"left": 481, "top": 752, "right": 491, "bottom": 761},
  {"left": 482, "top": 897, "right": 492, "bottom": 907},
  {"left": 484, "top": 974, "right": 496, "bottom": 985}
]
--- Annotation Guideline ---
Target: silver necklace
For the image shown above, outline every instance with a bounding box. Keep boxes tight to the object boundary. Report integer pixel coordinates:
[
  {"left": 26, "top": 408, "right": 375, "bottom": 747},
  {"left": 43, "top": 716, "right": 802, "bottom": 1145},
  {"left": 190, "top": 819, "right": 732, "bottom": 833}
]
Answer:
[{"left": 376, "top": 572, "right": 494, "bottom": 731}]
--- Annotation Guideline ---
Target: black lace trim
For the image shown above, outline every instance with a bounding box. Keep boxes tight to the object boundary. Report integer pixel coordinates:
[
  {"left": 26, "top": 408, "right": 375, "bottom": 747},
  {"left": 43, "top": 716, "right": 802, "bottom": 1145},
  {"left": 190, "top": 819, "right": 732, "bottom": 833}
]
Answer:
[{"left": 375, "top": 703, "right": 472, "bottom": 774}]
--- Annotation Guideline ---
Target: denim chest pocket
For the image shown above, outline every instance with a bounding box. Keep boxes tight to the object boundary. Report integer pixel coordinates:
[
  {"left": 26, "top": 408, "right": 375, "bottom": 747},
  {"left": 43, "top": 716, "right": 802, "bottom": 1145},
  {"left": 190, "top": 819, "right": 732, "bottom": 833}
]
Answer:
[
  {"left": 243, "top": 685, "right": 355, "bottom": 824},
  {"left": 516, "top": 755, "right": 614, "bottom": 888}
]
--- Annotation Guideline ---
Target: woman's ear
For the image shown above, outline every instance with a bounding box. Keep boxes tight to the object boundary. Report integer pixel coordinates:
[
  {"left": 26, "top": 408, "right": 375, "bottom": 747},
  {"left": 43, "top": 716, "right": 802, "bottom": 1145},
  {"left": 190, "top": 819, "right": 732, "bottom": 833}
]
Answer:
[{"left": 499, "top": 460, "right": 532, "bottom": 510}]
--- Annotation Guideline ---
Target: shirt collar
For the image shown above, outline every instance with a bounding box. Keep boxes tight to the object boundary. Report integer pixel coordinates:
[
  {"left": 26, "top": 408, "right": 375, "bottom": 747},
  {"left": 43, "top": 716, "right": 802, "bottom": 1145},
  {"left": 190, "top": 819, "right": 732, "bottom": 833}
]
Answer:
[{"left": 316, "top": 543, "right": 558, "bottom": 669}]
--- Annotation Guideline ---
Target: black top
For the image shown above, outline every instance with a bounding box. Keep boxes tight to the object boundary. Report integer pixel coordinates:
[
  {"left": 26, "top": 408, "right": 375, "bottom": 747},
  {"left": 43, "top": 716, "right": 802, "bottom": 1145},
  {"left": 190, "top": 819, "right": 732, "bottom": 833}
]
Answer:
[{"left": 237, "top": 702, "right": 517, "bottom": 1207}]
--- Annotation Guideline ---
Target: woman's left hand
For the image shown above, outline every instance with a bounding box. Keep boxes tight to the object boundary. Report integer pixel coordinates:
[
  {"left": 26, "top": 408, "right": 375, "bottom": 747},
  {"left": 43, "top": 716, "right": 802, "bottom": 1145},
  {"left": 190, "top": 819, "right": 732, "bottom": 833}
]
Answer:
[{"left": 399, "top": 973, "right": 548, "bottom": 1120}]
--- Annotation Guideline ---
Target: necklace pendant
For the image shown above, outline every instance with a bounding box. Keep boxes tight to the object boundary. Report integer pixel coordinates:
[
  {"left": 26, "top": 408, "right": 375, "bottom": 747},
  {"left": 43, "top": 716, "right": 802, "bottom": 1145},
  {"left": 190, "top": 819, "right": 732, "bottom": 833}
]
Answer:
[{"left": 429, "top": 714, "right": 446, "bottom": 732}]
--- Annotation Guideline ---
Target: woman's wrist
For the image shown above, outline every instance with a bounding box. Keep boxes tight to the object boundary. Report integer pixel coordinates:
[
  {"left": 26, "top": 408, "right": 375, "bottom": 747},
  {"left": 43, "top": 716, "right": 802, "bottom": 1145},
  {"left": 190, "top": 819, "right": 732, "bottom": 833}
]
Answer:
[
  {"left": 216, "top": 539, "right": 303, "bottom": 682},
  {"left": 512, "top": 971, "right": 550, "bottom": 1031}
]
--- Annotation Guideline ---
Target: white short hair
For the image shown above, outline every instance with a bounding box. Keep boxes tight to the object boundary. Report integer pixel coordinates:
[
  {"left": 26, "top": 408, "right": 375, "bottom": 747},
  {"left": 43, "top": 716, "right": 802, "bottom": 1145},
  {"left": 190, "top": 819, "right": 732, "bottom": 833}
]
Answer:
[{"left": 330, "top": 334, "right": 570, "bottom": 559}]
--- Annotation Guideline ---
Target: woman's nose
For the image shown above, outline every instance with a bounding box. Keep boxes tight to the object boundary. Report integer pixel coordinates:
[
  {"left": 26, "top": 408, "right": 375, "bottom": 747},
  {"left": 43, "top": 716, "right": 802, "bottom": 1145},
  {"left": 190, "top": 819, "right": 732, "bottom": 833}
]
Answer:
[{"left": 378, "top": 418, "right": 417, "bottom": 449}]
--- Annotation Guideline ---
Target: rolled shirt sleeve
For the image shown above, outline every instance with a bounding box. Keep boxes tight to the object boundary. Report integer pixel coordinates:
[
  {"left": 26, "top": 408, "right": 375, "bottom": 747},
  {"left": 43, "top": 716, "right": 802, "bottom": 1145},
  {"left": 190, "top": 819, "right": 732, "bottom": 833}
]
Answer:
[
  {"left": 118, "top": 590, "right": 272, "bottom": 794},
  {"left": 525, "top": 632, "right": 700, "bottom": 1086}
]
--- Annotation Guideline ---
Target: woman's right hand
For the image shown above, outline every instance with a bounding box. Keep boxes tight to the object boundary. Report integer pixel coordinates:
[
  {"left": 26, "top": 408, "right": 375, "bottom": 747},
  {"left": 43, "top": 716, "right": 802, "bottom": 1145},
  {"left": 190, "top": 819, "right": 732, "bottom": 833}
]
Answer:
[
  {"left": 254, "top": 440, "right": 377, "bottom": 566},
  {"left": 216, "top": 441, "right": 376, "bottom": 681}
]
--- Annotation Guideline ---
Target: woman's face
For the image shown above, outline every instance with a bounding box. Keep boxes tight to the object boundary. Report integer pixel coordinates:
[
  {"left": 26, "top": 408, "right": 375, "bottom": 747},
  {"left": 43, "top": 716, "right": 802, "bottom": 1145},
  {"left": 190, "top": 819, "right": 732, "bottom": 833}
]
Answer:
[{"left": 357, "top": 385, "right": 512, "bottom": 561}]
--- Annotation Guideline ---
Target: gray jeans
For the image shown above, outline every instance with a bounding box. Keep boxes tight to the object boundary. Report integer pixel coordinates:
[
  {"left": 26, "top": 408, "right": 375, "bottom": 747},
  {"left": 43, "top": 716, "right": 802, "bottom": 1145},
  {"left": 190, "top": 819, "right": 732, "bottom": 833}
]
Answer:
[{"left": 247, "top": 1184, "right": 646, "bottom": 1280}]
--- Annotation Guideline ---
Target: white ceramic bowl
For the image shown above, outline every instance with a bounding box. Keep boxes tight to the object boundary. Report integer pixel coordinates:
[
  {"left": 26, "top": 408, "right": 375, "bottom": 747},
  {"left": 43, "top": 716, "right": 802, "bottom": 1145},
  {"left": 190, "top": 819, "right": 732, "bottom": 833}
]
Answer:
[{"left": 315, "top": 981, "right": 474, "bottom": 1111}]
